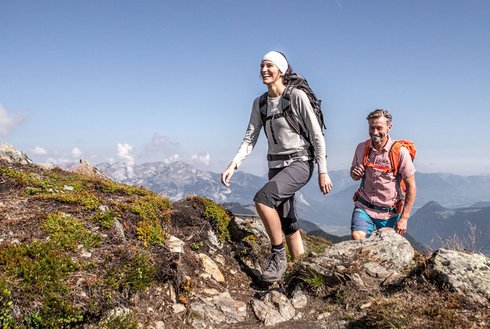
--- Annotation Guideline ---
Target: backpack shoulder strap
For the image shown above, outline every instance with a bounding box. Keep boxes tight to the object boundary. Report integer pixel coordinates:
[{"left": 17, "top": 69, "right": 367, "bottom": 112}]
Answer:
[
  {"left": 389, "top": 141, "right": 403, "bottom": 177},
  {"left": 362, "top": 139, "right": 371, "bottom": 167}
]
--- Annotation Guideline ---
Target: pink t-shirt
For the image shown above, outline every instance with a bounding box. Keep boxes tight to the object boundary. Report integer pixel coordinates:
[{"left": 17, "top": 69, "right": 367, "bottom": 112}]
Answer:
[{"left": 352, "top": 137, "right": 416, "bottom": 219}]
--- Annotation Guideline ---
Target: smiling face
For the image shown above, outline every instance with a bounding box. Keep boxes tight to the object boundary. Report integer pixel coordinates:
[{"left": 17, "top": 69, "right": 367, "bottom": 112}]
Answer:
[
  {"left": 260, "top": 60, "right": 283, "bottom": 86},
  {"left": 368, "top": 116, "right": 392, "bottom": 147}
]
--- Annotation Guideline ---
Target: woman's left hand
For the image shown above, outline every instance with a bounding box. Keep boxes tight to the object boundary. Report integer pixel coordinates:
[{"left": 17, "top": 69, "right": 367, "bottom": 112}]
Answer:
[{"left": 318, "top": 173, "right": 333, "bottom": 195}]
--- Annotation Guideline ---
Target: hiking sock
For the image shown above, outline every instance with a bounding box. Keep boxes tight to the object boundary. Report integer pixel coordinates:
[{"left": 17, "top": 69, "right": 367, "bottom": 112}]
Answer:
[{"left": 271, "top": 243, "right": 285, "bottom": 252}]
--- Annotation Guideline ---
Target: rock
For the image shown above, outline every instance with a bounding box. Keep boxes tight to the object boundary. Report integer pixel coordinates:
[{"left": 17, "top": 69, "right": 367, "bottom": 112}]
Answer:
[
  {"left": 71, "top": 159, "right": 109, "bottom": 180},
  {"left": 207, "top": 229, "right": 222, "bottom": 251},
  {"left": 291, "top": 287, "right": 308, "bottom": 309},
  {"left": 168, "top": 236, "right": 185, "bottom": 253},
  {"left": 113, "top": 218, "right": 126, "bottom": 242},
  {"left": 198, "top": 253, "right": 224, "bottom": 282},
  {"left": 190, "top": 291, "right": 247, "bottom": 327},
  {"left": 0, "top": 143, "right": 32, "bottom": 165},
  {"left": 172, "top": 303, "right": 186, "bottom": 314},
  {"left": 299, "top": 229, "right": 414, "bottom": 289},
  {"left": 154, "top": 321, "right": 165, "bottom": 329},
  {"left": 251, "top": 290, "right": 296, "bottom": 326},
  {"left": 428, "top": 248, "right": 490, "bottom": 305}
]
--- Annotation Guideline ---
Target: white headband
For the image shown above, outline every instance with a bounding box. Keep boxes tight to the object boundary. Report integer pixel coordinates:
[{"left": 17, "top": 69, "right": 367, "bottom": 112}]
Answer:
[{"left": 262, "top": 51, "right": 288, "bottom": 74}]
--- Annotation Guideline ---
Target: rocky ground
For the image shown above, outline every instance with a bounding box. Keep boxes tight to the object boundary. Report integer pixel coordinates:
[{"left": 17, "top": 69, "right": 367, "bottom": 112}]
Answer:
[{"left": 0, "top": 144, "right": 489, "bottom": 328}]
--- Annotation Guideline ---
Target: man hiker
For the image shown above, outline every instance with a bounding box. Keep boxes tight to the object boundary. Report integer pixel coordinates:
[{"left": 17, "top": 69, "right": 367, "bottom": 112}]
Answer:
[{"left": 350, "top": 109, "right": 416, "bottom": 240}]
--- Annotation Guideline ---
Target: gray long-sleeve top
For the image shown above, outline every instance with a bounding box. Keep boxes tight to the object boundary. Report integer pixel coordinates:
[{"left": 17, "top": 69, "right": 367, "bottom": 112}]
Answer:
[{"left": 232, "top": 88, "right": 328, "bottom": 174}]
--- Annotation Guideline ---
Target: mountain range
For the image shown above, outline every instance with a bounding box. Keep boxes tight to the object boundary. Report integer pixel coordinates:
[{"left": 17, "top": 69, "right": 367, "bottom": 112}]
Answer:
[{"left": 97, "top": 160, "right": 490, "bottom": 253}]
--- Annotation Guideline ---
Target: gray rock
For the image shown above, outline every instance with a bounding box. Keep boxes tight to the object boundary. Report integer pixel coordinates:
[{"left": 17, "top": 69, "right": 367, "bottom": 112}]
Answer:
[
  {"left": 0, "top": 143, "right": 32, "bottom": 165},
  {"left": 291, "top": 287, "right": 308, "bottom": 309},
  {"left": 198, "top": 253, "right": 224, "bottom": 282},
  {"left": 251, "top": 290, "right": 296, "bottom": 326},
  {"left": 168, "top": 236, "right": 185, "bottom": 253},
  {"left": 428, "top": 248, "right": 490, "bottom": 305},
  {"left": 299, "top": 229, "right": 414, "bottom": 289},
  {"left": 190, "top": 291, "right": 247, "bottom": 327},
  {"left": 113, "top": 218, "right": 126, "bottom": 242}
]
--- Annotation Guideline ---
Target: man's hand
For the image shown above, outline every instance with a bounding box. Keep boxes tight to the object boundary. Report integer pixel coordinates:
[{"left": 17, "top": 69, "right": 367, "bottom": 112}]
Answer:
[
  {"left": 350, "top": 164, "right": 365, "bottom": 181},
  {"left": 319, "top": 173, "right": 333, "bottom": 195},
  {"left": 395, "top": 217, "right": 408, "bottom": 236}
]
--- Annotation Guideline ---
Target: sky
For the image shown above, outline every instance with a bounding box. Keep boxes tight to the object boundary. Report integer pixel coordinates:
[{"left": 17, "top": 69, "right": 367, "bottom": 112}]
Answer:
[{"left": 1, "top": 0, "right": 490, "bottom": 176}]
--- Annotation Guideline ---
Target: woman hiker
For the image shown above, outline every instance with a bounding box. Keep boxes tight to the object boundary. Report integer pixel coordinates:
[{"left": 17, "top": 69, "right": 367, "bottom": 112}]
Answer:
[{"left": 220, "top": 50, "right": 333, "bottom": 282}]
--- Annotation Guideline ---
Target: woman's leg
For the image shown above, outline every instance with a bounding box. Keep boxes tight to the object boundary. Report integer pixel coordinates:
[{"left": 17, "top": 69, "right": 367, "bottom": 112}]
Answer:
[{"left": 285, "top": 230, "right": 304, "bottom": 259}]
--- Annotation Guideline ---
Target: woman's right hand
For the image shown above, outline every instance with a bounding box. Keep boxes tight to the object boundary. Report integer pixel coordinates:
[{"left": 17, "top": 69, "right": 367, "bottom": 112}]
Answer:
[{"left": 221, "top": 162, "right": 237, "bottom": 187}]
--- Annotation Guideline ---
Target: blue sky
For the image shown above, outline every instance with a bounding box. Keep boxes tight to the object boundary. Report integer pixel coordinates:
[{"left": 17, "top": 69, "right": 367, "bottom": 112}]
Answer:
[{"left": 1, "top": 0, "right": 489, "bottom": 176}]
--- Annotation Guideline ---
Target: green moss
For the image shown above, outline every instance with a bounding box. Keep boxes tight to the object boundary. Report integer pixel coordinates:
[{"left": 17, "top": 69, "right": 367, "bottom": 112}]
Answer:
[
  {"left": 105, "top": 251, "right": 156, "bottom": 293},
  {"left": 38, "top": 190, "right": 101, "bottom": 210},
  {"left": 129, "top": 194, "right": 171, "bottom": 247},
  {"left": 0, "top": 166, "right": 48, "bottom": 190},
  {"left": 43, "top": 212, "right": 101, "bottom": 250},
  {"left": 191, "top": 241, "right": 204, "bottom": 250},
  {"left": 0, "top": 282, "right": 14, "bottom": 328},
  {"left": 191, "top": 196, "right": 231, "bottom": 243},
  {"left": 0, "top": 240, "right": 82, "bottom": 327},
  {"left": 92, "top": 210, "right": 116, "bottom": 229},
  {"left": 95, "top": 179, "right": 150, "bottom": 196}
]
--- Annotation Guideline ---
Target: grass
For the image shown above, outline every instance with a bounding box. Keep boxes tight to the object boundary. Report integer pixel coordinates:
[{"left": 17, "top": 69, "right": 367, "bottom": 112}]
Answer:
[
  {"left": 128, "top": 194, "right": 171, "bottom": 247},
  {"left": 189, "top": 196, "right": 232, "bottom": 242}
]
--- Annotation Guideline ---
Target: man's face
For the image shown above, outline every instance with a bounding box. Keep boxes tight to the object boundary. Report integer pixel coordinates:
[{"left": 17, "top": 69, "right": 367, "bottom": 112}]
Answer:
[{"left": 368, "top": 116, "right": 391, "bottom": 145}]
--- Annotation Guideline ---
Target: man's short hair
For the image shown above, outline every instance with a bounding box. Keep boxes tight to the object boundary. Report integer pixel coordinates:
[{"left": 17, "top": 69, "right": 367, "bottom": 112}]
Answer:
[{"left": 366, "top": 109, "right": 392, "bottom": 125}]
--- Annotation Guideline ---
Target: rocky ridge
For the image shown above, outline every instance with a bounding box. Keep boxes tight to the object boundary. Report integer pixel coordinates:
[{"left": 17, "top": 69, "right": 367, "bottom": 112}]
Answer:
[{"left": 0, "top": 143, "right": 489, "bottom": 328}]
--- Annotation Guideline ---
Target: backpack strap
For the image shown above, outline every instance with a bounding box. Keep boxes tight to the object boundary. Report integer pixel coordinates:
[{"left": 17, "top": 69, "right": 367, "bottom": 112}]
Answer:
[{"left": 389, "top": 141, "right": 402, "bottom": 177}]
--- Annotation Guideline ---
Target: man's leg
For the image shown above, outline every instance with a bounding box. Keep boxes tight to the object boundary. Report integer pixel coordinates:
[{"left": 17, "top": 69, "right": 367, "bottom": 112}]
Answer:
[{"left": 351, "top": 207, "right": 374, "bottom": 240}]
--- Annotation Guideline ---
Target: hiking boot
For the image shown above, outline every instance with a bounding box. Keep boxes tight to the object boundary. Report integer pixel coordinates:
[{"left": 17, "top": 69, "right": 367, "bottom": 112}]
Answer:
[{"left": 261, "top": 249, "right": 287, "bottom": 283}]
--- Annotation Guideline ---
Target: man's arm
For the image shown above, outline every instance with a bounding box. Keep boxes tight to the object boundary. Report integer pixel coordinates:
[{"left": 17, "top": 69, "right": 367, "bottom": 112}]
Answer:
[{"left": 395, "top": 175, "right": 416, "bottom": 235}]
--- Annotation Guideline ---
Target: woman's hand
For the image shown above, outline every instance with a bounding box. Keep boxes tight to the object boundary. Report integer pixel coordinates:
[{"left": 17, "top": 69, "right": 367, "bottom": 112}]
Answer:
[
  {"left": 221, "top": 162, "right": 237, "bottom": 187},
  {"left": 318, "top": 173, "right": 333, "bottom": 195}
]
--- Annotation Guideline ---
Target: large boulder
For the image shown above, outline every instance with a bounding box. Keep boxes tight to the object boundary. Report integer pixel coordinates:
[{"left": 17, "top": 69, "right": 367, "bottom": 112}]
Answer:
[
  {"left": 0, "top": 143, "right": 32, "bottom": 165},
  {"left": 427, "top": 248, "right": 490, "bottom": 305},
  {"left": 299, "top": 229, "right": 415, "bottom": 289}
]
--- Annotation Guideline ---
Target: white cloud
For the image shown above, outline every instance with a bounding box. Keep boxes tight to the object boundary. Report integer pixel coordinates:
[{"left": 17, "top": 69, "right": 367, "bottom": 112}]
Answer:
[
  {"left": 71, "top": 147, "right": 83, "bottom": 158},
  {"left": 143, "top": 134, "right": 180, "bottom": 160},
  {"left": 46, "top": 157, "right": 72, "bottom": 165},
  {"left": 163, "top": 154, "right": 180, "bottom": 164},
  {"left": 116, "top": 143, "right": 135, "bottom": 178},
  {"left": 32, "top": 146, "right": 48, "bottom": 155},
  {"left": 191, "top": 152, "right": 211, "bottom": 166},
  {"left": 0, "top": 105, "right": 26, "bottom": 135}
]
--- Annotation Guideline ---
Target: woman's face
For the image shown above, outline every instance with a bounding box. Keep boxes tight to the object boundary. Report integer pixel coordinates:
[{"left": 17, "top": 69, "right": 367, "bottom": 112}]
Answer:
[{"left": 260, "top": 60, "right": 283, "bottom": 86}]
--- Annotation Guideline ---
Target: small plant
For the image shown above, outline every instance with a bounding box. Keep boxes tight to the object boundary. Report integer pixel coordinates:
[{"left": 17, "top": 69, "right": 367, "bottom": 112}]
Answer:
[
  {"left": 303, "top": 273, "right": 325, "bottom": 293},
  {"left": 93, "top": 210, "right": 116, "bottom": 229},
  {"left": 105, "top": 251, "right": 156, "bottom": 293},
  {"left": 38, "top": 190, "right": 101, "bottom": 210},
  {"left": 190, "top": 196, "right": 231, "bottom": 242},
  {"left": 43, "top": 212, "right": 101, "bottom": 250},
  {"left": 0, "top": 283, "right": 14, "bottom": 327},
  {"left": 191, "top": 241, "right": 203, "bottom": 250},
  {"left": 129, "top": 194, "right": 171, "bottom": 247}
]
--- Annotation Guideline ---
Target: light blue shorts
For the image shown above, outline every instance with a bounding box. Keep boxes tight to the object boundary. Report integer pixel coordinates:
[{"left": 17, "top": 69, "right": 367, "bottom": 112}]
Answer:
[{"left": 351, "top": 206, "right": 400, "bottom": 236}]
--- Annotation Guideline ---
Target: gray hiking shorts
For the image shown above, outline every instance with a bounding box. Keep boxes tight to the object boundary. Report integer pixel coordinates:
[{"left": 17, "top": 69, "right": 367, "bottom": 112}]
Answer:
[{"left": 254, "top": 160, "right": 314, "bottom": 236}]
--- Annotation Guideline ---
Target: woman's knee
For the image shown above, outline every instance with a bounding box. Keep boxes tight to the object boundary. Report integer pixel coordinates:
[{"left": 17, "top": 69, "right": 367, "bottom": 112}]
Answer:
[{"left": 254, "top": 181, "right": 279, "bottom": 208}]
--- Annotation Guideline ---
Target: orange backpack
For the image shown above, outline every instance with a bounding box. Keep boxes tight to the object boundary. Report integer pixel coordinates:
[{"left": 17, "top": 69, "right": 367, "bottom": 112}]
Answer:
[{"left": 359, "top": 139, "right": 416, "bottom": 213}]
